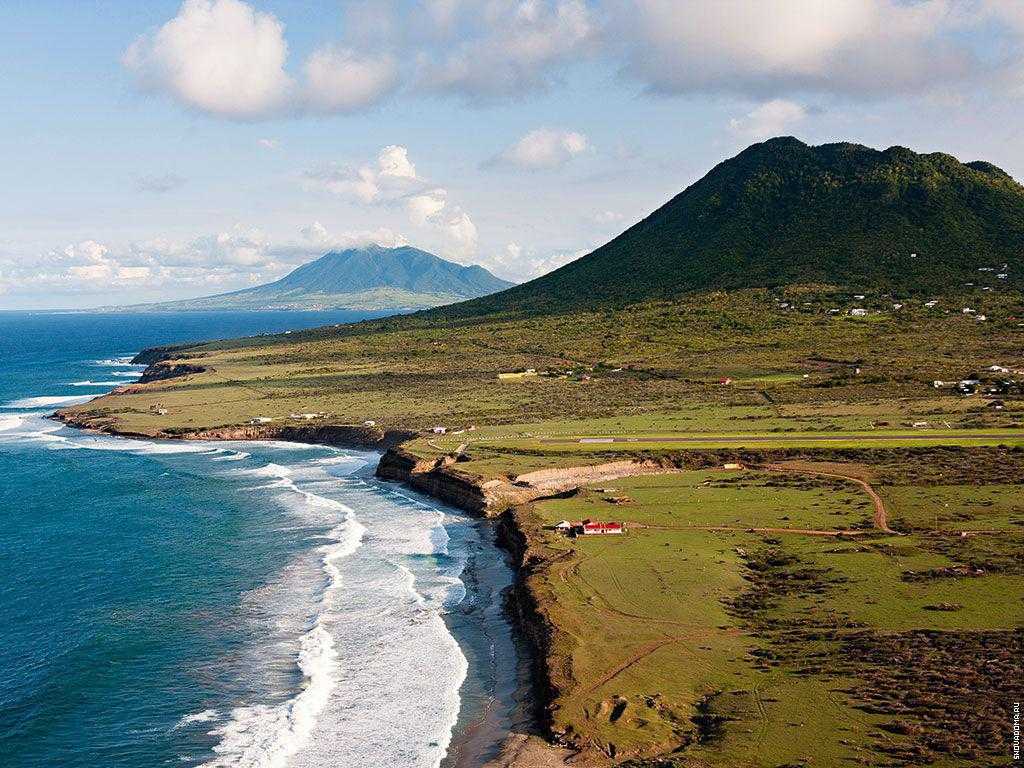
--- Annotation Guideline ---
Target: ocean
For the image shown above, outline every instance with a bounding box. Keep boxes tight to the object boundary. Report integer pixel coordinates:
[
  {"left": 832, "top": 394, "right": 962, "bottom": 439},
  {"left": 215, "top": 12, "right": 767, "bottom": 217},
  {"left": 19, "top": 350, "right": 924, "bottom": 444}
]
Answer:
[{"left": 0, "top": 311, "right": 525, "bottom": 768}]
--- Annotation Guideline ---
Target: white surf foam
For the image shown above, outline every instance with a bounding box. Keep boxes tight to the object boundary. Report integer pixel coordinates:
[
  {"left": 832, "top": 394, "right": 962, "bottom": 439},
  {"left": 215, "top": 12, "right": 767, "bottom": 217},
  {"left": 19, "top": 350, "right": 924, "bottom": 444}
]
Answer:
[
  {"left": 70, "top": 380, "right": 125, "bottom": 387},
  {"left": 0, "top": 414, "right": 25, "bottom": 432},
  {"left": 3, "top": 394, "right": 96, "bottom": 409},
  {"left": 213, "top": 451, "right": 251, "bottom": 462},
  {"left": 199, "top": 503, "right": 366, "bottom": 768},
  {"left": 175, "top": 709, "right": 220, "bottom": 729},
  {"left": 112, "top": 371, "right": 142, "bottom": 377},
  {"left": 92, "top": 356, "right": 144, "bottom": 368}
]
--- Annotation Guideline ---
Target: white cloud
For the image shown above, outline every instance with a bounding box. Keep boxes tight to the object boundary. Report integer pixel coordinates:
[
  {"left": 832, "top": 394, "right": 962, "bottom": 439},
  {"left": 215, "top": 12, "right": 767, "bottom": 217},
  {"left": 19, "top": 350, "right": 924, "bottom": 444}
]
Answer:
[
  {"left": 407, "top": 190, "right": 448, "bottom": 225},
  {"left": 123, "top": 0, "right": 292, "bottom": 120},
  {"left": 123, "top": 0, "right": 1024, "bottom": 121},
  {"left": 492, "top": 128, "right": 590, "bottom": 169},
  {"left": 610, "top": 0, "right": 982, "bottom": 99},
  {"left": 123, "top": 0, "right": 396, "bottom": 119},
  {"left": 478, "top": 241, "right": 586, "bottom": 282},
  {"left": 303, "top": 47, "right": 399, "bottom": 113},
  {"left": 304, "top": 144, "right": 480, "bottom": 259},
  {"left": 1, "top": 222, "right": 419, "bottom": 305},
  {"left": 258, "top": 138, "right": 279, "bottom": 149},
  {"left": 417, "top": 0, "right": 596, "bottom": 100},
  {"left": 728, "top": 99, "right": 808, "bottom": 140},
  {"left": 300, "top": 220, "right": 407, "bottom": 250},
  {"left": 441, "top": 211, "right": 479, "bottom": 258},
  {"left": 304, "top": 144, "right": 425, "bottom": 203}
]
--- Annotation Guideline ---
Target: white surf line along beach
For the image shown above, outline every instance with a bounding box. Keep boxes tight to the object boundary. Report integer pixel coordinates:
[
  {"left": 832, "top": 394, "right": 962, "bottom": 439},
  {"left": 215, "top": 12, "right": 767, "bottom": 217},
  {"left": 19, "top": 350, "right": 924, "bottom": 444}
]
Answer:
[{"left": 3, "top": 356, "right": 474, "bottom": 768}]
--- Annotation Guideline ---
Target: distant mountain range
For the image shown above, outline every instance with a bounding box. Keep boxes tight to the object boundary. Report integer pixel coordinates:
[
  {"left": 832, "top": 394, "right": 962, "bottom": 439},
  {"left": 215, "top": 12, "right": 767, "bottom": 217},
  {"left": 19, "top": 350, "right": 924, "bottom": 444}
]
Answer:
[
  {"left": 443, "top": 137, "right": 1023, "bottom": 316},
  {"left": 124, "top": 245, "right": 514, "bottom": 311}
]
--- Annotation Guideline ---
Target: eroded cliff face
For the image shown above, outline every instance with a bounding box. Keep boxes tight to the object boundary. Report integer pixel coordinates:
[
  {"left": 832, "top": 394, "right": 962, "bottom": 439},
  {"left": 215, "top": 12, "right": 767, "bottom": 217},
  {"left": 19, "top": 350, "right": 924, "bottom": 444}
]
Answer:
[
  {"left": 375, "top": 448, "right": 495, "bottom": 514},
  {"left": 496, "top": 507, "right": 565, "bottom": 737},
  {"left": 184, "top": 423, "right": 415, "bottom": 450}
]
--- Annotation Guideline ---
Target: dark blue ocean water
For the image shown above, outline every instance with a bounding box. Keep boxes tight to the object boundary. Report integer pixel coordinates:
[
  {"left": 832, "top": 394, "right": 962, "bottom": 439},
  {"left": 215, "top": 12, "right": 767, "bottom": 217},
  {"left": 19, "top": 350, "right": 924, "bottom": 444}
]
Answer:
[{"left": 0, "top": 312, "right": 520, "bottom": 768}]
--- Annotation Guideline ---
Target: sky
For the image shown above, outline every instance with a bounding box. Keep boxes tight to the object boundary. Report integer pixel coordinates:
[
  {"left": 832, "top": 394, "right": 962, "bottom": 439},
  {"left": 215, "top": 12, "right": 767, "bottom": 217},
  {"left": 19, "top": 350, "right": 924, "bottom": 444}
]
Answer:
[{"left": 2, "top": 0, "right": 1024, "bottom": 309}]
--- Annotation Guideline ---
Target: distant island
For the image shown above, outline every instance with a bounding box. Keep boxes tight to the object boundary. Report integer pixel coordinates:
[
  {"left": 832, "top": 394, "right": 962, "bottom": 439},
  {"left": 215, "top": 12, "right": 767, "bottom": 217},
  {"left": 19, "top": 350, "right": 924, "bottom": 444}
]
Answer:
[{"left": 111, "top": 244, "right": 514, "bottom": 312}]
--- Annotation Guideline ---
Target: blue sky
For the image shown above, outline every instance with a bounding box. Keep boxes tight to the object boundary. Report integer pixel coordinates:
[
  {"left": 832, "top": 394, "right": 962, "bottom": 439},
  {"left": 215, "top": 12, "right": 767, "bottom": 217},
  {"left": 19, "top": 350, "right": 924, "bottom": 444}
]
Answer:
[{"left": 2, "top": 0, "right": 1024, "bottom": 309}]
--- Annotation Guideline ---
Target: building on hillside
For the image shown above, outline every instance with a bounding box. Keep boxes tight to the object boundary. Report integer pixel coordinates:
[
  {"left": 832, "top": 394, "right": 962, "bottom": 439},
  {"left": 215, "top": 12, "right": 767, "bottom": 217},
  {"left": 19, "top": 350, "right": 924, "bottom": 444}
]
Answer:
[
  {"left": 850, "top": 308, "right": 868, "bottom": 317},
  {"left": 553, "top": 520, "right": 575, "bottom": 531},
  {"left": 432, "top": 426, "right": 447, "bottom": 434}
]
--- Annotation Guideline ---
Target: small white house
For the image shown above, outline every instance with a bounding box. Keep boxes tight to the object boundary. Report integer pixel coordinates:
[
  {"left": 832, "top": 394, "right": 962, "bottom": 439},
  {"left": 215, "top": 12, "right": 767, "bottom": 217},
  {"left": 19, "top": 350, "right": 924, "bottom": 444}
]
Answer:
[
  {"left": 962, "top": 307, "right": 976, "bottom": 314},
  {"left": 850, "top": 308, "right": 868, "bottom": 317},
  {"left": 248, "top": 417, "right": 273, "bottom": 424},
  {"left": 364, "top": 420, "right": 377, "bottom": 426},
  {"left": 432, "top": 426, "right": 447, "bottom": 434},
  {"left": 925, "top": 300, "right": 939, "bottom": 307}
]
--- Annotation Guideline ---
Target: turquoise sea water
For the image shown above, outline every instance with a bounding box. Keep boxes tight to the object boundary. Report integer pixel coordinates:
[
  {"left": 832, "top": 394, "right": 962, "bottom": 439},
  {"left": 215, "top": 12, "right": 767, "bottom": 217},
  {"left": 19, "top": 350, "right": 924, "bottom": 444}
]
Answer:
[{"left": 0, "top": 312, "right": 521, "bottom": 768}]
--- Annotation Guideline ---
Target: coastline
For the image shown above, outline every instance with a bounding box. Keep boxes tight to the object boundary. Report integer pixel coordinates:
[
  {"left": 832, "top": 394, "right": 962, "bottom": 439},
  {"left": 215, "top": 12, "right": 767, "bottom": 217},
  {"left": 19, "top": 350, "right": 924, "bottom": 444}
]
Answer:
[{"left": 50, "top": 407, "right": 575, "bottom": 768}]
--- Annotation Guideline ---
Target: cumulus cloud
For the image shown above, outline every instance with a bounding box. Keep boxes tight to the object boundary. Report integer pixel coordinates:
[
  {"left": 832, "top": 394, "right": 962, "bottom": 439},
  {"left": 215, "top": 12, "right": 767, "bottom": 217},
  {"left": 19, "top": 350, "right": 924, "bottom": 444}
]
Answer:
[
  {"left": 305, "top": 144, "right": 480, "bottom": 259},
  {"left": 728, "top": 99, "right": 808, "bottom": 140},
  {"left": 135, "top": 173, "right": 187, "bottom": 193},
  {"left": 491, "top": 128, "right": 590, "bottom": 169},
  {"left": 123, "top": 0, "right": 396, "bottom": 119},
  {"left": 123, "top": 0, "right": 293, "bottom": 119},
  {"left": 304, "top": 145, "right": 423, "bottom": 203}
]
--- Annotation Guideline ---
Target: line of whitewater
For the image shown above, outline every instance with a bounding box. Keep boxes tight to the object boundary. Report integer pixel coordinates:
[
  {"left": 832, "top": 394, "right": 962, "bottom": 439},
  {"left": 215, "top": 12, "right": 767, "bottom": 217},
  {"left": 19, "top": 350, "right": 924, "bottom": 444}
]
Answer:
[
  {"left": 201, "top": 462, "right": 367, "bottom": 768},
  {"left": 2, "top": 357, "right": 473, "bottom": 768}
]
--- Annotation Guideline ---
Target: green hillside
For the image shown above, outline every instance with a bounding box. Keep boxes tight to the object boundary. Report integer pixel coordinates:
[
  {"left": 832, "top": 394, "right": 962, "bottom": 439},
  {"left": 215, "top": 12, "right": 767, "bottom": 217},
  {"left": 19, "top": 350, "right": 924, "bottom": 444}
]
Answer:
[{"left": 448, "top": 137, "right": 1024, "bottom": 315}]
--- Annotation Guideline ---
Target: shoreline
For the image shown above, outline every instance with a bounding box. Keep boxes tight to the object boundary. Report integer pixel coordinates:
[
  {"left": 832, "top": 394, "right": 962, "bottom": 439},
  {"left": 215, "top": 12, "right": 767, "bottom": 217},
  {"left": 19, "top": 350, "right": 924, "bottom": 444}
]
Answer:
[{"left": 50, "top": 408, "right": 574, "bottom": 768}]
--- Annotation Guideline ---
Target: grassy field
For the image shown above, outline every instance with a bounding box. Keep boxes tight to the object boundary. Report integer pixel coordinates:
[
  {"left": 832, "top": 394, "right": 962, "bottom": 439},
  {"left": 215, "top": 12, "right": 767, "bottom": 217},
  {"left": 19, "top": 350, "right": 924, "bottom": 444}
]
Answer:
[
  {"left": 56, "top": 288, "right": 1024, "bottom": 767},
  {"left": 525, "top": 462, "right": 1023, "bottom": 766},
  {"left": 61, "top": 289, "right": 1024, "bottom": 451}
]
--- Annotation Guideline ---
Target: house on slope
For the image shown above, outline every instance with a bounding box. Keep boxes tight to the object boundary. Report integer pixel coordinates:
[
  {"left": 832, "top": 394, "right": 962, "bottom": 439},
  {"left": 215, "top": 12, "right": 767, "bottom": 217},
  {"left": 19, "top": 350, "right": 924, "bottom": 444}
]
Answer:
[{"left": 581, "top": 520, "right": 624, "bottom": 535}]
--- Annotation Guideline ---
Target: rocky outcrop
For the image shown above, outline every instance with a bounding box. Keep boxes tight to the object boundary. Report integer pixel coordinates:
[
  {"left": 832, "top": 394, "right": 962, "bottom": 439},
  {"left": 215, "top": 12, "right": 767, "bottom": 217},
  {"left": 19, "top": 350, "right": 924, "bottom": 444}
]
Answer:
[
  {"left": 376, "top": 448, "right": 495, "bottom": 513},
  {"left": 131, "top": 343, "right": 196, "bottom": 366},
  {"left": 138, "top": 361, "right": 207, "bottom": 383}
]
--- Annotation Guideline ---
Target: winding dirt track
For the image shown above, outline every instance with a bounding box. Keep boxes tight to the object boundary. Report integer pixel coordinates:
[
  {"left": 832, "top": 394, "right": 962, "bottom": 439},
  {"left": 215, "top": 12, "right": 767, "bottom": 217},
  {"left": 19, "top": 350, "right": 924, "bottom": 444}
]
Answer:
[{"left": 756, "top": 462, "right": 897, "bottom": 534}]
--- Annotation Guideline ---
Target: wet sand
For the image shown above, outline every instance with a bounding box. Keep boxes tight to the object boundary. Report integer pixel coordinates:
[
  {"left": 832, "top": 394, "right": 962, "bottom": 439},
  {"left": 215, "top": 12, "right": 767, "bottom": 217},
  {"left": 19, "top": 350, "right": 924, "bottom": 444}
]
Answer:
[{"left": 441, "top": 519, "right": 541, "bottom": 768}]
